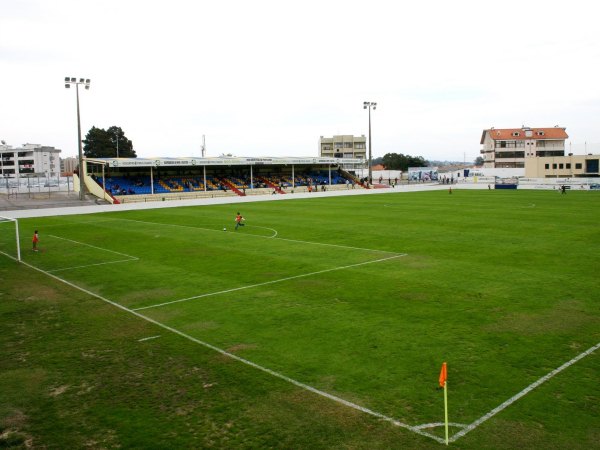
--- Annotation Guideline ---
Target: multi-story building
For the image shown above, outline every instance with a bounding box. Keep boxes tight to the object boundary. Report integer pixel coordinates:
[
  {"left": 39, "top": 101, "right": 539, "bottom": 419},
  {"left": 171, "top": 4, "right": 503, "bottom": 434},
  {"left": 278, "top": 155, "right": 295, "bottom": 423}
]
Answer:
[
  {"left": 0, "top": 143, "right": 62, "bottom": 180},
  {"left": 480, "top": 126, "right": 568, "bottom": 168},
  {"left": 61, "top": 157, "right": 78, "bottom": 176},
  {"left": 525, "top": 154, "right": 599, "bottom": 178},
  {"left": 319, "top": 135, "right": 367, "bottom": 160}
]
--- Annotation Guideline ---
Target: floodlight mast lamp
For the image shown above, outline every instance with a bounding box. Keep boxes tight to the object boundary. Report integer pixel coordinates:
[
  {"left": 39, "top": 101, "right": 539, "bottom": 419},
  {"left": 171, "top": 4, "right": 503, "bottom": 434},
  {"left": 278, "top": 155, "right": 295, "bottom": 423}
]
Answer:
[
  {"left": 64, "top": 77, "right": 91, "bottom": 201},
  {"left": 363, "top": 101, "right": 376, "bottom": 186}
]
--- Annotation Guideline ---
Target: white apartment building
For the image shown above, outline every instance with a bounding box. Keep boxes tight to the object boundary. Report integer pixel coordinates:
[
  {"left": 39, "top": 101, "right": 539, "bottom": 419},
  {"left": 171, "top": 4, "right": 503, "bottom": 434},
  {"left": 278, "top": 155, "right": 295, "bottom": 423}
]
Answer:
[
  {"left": 61, "top": 157, "right": 78, "bottom": 175},
  {"left": 319, "top": 135, "right": 367, "bottom": 160},
  {"left": 480, "top": 126, "right": 568, "bottom": 168},
  {"left": 0, "top": 143, "right": 62, "bottom": 180}
]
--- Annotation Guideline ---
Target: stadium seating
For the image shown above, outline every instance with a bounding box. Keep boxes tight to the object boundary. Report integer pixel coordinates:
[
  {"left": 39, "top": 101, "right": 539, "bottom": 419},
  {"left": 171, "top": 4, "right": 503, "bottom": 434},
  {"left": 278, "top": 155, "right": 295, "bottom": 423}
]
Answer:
[{"left": 95, "top": 171, "right": 351, "bottom": 198}]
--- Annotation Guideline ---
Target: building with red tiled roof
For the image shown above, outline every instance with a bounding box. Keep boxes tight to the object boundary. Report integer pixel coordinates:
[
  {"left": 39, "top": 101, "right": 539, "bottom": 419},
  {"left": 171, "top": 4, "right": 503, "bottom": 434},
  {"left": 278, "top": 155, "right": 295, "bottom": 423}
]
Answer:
[{"left": 480, "top": 126, "right": 568, "bottom": 168}]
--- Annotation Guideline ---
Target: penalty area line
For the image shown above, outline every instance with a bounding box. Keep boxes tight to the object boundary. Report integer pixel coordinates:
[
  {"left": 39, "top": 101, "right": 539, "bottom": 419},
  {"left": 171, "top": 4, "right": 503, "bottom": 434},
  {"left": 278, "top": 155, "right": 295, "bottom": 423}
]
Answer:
[
  {"left": 18, "top": 258, "right": 445, "bottom": 445},
  {"left": 47, "top": 258, "right": 139, "bottom": 273},
  {"left": 44, "top": 234, "right": 139, "bottom": 272},
  {"left": 48, "top": 234, "right": 139, "bottom": 259},
  {"left": 138, "top": 335, "right": 161, "bottom": 342},
  {"left": 133, "top": 253, "right": 407, "bottom": 311}
]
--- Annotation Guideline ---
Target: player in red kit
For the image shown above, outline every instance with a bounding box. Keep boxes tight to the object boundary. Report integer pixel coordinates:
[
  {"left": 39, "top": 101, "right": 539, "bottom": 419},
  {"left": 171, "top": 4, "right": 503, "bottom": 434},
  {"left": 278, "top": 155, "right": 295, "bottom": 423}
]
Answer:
[
  {"left": 32, "top": 230, "right": 39, "bottom": 252},
  {"left": 235, "top": 212, "right": 245, "bottom": 230}
]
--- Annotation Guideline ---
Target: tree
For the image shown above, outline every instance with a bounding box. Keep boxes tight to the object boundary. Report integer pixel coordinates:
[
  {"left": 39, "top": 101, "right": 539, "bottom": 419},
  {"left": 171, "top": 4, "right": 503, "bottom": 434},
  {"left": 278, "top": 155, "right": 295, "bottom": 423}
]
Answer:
[
  {"left": 474, "top": 156, "right": 485, "bottom": 166},
  {"left": 372, "top": 156, "right": 384, "bottom": 166},
  {"left": 83, "top": 126, "right": 136, "bottom": 158},
  {"left": 108, "top": 126, "right": 136, "bottom": 158},
  {"left": 381, "top": 153, "right": 429, "bottom": 171}
]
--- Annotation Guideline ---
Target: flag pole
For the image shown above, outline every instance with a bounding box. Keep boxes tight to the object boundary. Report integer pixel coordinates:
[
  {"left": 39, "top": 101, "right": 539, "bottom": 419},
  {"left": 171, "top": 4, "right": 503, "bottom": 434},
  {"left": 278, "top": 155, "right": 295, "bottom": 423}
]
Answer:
[
  {"left": 443, "top": 379, "right": 449, "bottom": 445},
  {"left": 439, "top": 361, "right": 449, "bottom": 445}
]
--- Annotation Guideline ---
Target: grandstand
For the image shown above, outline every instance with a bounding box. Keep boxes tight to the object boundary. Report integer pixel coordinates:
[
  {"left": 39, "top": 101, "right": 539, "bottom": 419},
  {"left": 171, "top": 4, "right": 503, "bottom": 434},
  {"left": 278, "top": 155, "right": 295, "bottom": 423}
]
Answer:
[{"left": 84, "top": 156, "right": 366, "bottom": 203}]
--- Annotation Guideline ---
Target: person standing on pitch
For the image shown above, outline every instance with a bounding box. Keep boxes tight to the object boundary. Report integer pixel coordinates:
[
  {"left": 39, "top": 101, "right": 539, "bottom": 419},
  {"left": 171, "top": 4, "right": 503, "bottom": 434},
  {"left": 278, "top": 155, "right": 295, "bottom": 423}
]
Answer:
[
  {"left": 235, "top": 212, "right": 245, "bottom": 230},
  {"left": 32, "top": 230, "right": 39, "bottom": 252}
]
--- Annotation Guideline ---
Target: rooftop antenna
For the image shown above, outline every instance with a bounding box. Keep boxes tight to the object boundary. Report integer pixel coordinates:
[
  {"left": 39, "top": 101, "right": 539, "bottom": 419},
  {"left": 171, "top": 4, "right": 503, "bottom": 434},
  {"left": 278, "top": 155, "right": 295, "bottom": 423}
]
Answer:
[{"left": 201, "top": 135, "right": 206, "bottom": 158}]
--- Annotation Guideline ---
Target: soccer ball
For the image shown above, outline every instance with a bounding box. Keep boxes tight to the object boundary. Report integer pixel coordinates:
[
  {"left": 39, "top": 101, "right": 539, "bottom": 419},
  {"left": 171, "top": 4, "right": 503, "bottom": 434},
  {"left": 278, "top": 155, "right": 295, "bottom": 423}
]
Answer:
[{"left": 223, "top": 227, "right": 227, "bottom": 231}]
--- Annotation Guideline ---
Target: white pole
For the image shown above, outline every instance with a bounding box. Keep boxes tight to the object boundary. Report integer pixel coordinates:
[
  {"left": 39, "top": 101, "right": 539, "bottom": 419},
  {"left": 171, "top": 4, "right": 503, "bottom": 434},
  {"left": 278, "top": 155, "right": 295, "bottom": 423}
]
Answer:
[
  {"left": 102, "top": 164, "right": 106, "bottom": 201},
  {"left": 444, "top": 382, "right": 449, "bottom": 445},
  {"left": 15, "top": 218, "right": 21, "bottom": 262},
  {"left": 203, "top": 165, "right": 207, "bottom": 192},
  {"left": 75, "top": 83, "right": 85, "bottom": 201}
]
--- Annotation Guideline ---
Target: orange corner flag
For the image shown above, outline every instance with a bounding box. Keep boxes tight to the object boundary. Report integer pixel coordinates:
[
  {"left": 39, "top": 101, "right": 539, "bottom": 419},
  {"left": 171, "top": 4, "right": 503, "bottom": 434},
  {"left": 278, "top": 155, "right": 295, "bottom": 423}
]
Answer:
[{"left": 439, "top": 362, "right": 447, "bottom": 388}]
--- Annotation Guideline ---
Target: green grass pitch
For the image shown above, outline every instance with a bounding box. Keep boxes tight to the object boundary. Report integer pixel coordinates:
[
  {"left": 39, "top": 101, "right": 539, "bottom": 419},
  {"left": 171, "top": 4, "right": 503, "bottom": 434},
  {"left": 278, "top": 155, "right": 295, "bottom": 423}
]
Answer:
[{"left": 1, "top": 189, "right": 599, "bottom": 448}]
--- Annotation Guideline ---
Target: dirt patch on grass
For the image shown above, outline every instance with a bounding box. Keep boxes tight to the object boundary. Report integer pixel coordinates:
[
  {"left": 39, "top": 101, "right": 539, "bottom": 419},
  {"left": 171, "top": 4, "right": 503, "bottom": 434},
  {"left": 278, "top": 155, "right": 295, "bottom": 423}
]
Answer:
[
  {"left": 481, "top": 419, "right": 550, "bottom": 449},
  {"left": 49, "top": 385, "right": 69, "bottom": 397},
  {"left": 120, "top": 287, "right": 175, "bottom": 302},
  {"left": 183, "top": 320, "right": 219, "bottom": 331},
  {"left": 483, "top": 300, "right": 598, "bottom": 335},
  {"left": 17, "top": 283, "right": 64, "bottom": 303},
  {"left": 1, "top": 410, "right": 28, "bottom": 429},
  {"left": 0, "top": 411, "right": 31, "bottom": 449},
  {"left": 225, "top": 343, "right": 257, "bottom": 354}
]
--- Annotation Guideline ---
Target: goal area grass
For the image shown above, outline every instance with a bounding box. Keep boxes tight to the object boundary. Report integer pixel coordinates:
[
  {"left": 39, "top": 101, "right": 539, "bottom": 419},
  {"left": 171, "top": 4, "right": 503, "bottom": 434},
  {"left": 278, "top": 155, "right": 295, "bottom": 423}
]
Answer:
[{"left": 1, "top": 189, "right": 599, "bottom": 448}]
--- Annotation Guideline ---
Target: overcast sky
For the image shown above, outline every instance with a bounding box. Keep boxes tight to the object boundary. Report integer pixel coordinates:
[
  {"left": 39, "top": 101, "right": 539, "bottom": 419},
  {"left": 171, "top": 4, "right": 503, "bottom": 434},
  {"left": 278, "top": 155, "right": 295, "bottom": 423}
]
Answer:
[{"left": 2, "top": 0, "right": 599, "bottom": 161}]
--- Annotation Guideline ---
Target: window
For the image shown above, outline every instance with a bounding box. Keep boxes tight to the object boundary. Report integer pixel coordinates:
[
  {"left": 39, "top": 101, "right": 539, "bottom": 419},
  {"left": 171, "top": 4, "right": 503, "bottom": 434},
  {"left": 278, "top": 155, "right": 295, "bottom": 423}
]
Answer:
[
  {"left": 586, "top": 159, "right": 599, "bottom": 173},
  {"left": 537, "top": 141, "right": 545, "bottom": 147},
  {"left": 566, "top": 163, "right": 571, "bottom": 169},
  {"left": 552, "top": 164, "right": 557, "bottom": 169},
  {"left": 545, "top": 164, "right": 550, "bottom": 169},
  {"left": 512, "top": 132, "right": 520, "bottom": 137},
  {"left": 495, "top": 151, "right": 524, "bottom": 159},
  {"left": 575, "top": 163, "right": 582, "bottom": 169},
  {"left": 536, "top": 131, "right": 545, "bottom": 136},
  {"left": 559, "top": 163, "right": 564, "bottom": 169}
]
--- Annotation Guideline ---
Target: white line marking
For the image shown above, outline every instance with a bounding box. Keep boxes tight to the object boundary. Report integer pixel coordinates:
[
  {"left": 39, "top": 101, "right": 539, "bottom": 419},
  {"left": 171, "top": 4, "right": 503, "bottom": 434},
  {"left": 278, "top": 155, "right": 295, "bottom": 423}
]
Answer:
[
  {"left": 414, "top": 422, "right": 467, "bottom": 430},
  {"left": 16, "top": 256, "right": 597, "bottom": 444},
  {"left": 449, "top": 341, "right": 600, "bottom": 442},
  {"left": 17, "top": 259, "right": 445, "bottom": 445},
  {"left": 113, "top": 217, "right": 400, "bottom": 255},
  {"left": 248, "top": 225, "right": 278, "bottom": 238},
  {"left": 138, "top": 335, "right": 161, "bottom": 342},
  {"left": 133, "top": 254, "right": 406, "bottom": 311},
  {"left": 273, "top": 235, "right": 400, "bottom": 254},
  {"left": 44, "top": 234, "right": 138, "bottom": 272},
  {"left": 47, "top": 258, "right": 138, "bottom": 273},
  {"left": 48, "top": 234, "right": 139, "bottom": 259},
  {"left": 0, "top": 250, "right": 18, "bottom": 261}
]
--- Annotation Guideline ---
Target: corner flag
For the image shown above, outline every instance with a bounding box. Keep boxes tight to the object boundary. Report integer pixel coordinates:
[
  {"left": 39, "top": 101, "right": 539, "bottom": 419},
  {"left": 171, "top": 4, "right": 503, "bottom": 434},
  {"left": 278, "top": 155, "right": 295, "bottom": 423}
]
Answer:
[
  {"left": 439, "top": 362, "right": 447, "bottom": 388},
  {"left": 439, "top": 362, "right": 449, "bottom": 445}
]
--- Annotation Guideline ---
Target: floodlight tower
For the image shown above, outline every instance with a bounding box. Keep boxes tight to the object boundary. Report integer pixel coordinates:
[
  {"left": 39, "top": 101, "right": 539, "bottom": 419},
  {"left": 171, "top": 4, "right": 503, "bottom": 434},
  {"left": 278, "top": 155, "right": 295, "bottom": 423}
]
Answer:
[
  {"left": 64, "top": 77, "right": 91, "bottom": 201},
  {"left": 363, "top": 101, "right": 376, "bottom": 185}
]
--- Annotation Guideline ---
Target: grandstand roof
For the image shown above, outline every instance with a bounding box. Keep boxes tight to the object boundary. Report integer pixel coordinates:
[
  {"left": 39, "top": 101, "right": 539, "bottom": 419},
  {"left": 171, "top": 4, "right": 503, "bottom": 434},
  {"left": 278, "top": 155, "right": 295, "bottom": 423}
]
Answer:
[{"left": 86, "top": 156, "right": 364, "bottom": 168}]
